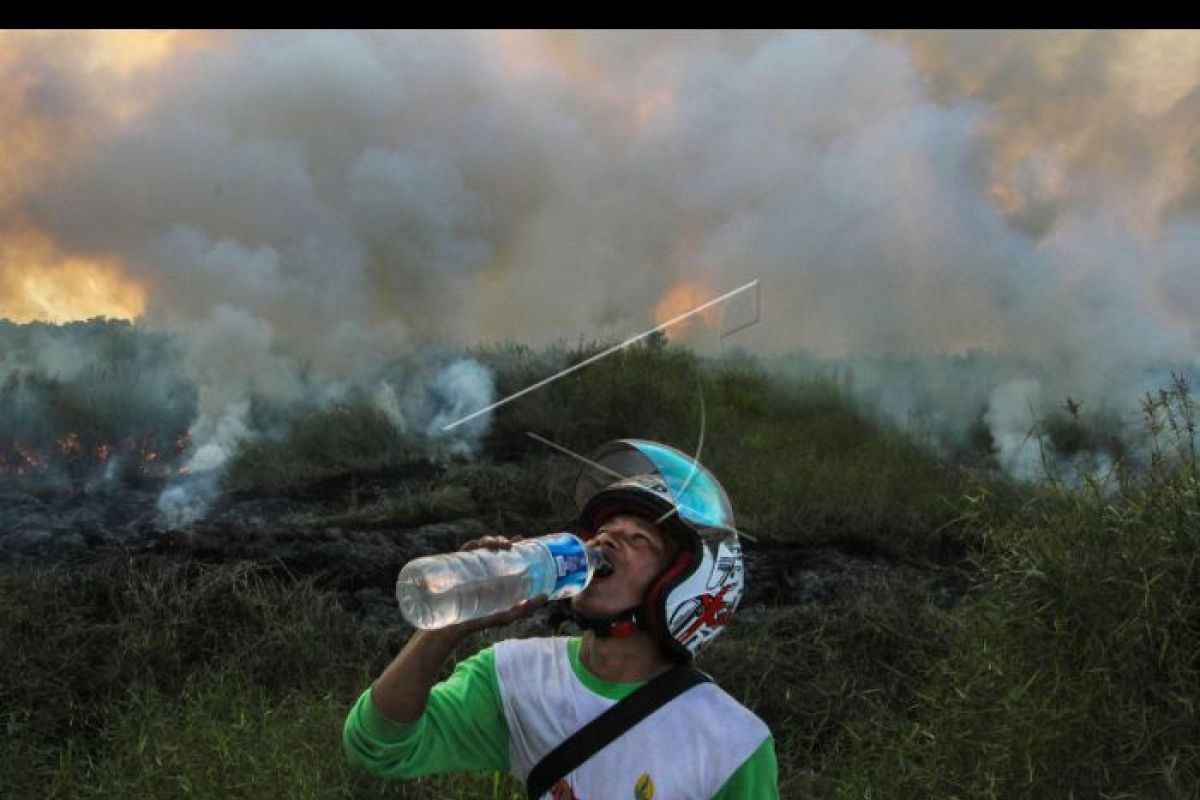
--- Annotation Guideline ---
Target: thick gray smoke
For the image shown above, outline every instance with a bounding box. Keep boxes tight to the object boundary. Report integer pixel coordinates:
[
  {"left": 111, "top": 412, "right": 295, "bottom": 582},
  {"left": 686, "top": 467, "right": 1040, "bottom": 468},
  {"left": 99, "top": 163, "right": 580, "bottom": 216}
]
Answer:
[{"left": 4, "top": 31, "right": 1199, "bottom": 494}]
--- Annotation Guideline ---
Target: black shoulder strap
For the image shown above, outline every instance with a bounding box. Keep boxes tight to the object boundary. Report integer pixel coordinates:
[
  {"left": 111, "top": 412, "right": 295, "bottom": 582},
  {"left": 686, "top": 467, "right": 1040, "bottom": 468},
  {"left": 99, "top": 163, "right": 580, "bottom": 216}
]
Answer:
[{"left": 525, "top": 664, "right": 711, "bottom": 799}]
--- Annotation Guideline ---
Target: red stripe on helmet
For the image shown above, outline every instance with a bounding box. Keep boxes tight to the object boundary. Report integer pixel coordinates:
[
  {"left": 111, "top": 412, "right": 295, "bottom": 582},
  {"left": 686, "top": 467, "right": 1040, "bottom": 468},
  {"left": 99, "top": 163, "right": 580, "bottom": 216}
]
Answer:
[{"left": 644, "top": 549, "right": 695, "bottom": 644}]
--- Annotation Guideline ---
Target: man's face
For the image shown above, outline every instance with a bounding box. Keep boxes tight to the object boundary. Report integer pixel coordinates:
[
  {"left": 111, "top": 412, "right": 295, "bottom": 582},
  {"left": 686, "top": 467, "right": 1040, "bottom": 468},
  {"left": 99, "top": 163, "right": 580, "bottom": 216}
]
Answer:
[{"left": 571, "top": 512, "right": 679, "bottom": 618}]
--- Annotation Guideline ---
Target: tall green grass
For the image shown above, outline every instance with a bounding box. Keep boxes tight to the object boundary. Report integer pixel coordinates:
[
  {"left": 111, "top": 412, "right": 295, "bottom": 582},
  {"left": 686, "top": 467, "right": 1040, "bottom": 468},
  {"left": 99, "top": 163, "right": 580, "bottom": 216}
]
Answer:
[
  {"left": 223, "top": 405, "right": 430, "bottom": 496},
  {"left": 8, "top": 346, "right": 1197, "bottom": 798},
  {"left": 0, "top": 556, "right": 526, "bottom": 799},
  {"left": 447, "top": 339, "right": 964, "bottom": 556},
  {"left": 825, "top": 379, "right": 1200, "bottom": 799},
  {"left": 255, "top": 339, "right": 965, "bottom": 557}
]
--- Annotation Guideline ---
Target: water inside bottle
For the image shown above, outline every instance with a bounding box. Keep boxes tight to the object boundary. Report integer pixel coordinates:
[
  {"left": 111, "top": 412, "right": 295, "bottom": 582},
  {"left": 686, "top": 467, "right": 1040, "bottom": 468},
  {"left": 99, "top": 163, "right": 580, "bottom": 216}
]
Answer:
[
  {"left": 395, "top": 534, "right": 598, "bottom": 629},
  {"left": 397, "top": 549, "right": 536, "bottom": 629}
]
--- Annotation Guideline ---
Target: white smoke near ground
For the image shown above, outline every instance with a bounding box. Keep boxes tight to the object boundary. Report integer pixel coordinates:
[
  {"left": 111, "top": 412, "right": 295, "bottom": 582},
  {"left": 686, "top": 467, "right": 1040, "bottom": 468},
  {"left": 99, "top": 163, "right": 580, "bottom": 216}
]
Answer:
[
  {"left": 1, "top": 30, "right": 1199, "bottom": 496},
  {"left": 985, "top": 378, "right": 1045, "bottom": 482},
  {"left": 423, "top": 359, "right": 494, "bottom": 450},
  {"left": 157, "top": 401, "right": 252, "bottom": 527},
  {"left": 372, "top": 381, "right": 406, "bottom": 431}
]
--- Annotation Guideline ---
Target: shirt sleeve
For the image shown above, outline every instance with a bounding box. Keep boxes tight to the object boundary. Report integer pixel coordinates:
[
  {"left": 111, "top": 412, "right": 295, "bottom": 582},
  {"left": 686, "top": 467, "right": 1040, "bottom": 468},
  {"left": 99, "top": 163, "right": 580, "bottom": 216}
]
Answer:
[
  {"left": 709, "top": 734, "right": 779, "bottom": 800},
  {"left": 341, "top": 645, "right": 510, "bottom": 779}
]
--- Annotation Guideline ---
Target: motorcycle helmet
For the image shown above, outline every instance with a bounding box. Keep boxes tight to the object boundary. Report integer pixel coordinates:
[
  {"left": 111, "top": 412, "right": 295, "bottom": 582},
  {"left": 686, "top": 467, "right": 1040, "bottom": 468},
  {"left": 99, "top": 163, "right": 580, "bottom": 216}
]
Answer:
[{"left": 572, "top": 439, "right": 744, "bottom": 663}]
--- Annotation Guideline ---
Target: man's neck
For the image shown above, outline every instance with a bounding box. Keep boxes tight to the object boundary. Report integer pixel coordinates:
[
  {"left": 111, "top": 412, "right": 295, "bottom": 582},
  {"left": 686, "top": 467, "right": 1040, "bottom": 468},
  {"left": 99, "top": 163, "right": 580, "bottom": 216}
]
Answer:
[{"left": 579, "top": 629, "right": 673, "bottom": 683}]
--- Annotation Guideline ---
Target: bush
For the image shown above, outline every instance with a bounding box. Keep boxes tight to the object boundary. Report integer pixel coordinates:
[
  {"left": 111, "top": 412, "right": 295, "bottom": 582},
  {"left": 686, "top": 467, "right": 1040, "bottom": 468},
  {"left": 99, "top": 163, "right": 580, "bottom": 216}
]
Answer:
[
  {"left": 834, "top": 379, "right": 1200, "bottom": 798},
  {"left": 472, "top": 338, "right": 704, "bottom": 462},
  {"left": 472, "top": 339, "right": 964, "bottom": 558},
  {"left": 0, "top": 556, "right": 539, "bottom": 800},
  {"left": 0, "top": 557, "right": 391, "bottom": 756},
  {"left": 700, "top": 576, "right": 956, "bottom": 799},
  {"left": 287, "top": 485, "right": 479, "bottom": 531},
  {"left": 224, "top": 405, "right": 430, "bottom": 496}
]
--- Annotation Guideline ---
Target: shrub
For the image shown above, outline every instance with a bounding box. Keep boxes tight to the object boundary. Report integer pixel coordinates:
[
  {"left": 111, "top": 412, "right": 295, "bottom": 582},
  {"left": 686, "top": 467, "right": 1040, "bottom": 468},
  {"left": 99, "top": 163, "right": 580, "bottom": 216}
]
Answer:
[
  {"left": 224, "top": 405, "right": 429, "bottom": 496},
  {"left": 836, "top": 378, "right": 1200, "bottom": 798}
]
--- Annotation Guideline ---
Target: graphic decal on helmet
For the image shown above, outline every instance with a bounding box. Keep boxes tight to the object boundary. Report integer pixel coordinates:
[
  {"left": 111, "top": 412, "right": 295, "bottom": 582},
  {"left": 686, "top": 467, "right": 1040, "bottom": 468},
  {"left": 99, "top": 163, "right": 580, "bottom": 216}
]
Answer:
[
  {"left": 671, "top": 584, "right": 735, "bottom": 645},
  {"left": 708, "top": 544, "right": 741, "bottom": 590}
]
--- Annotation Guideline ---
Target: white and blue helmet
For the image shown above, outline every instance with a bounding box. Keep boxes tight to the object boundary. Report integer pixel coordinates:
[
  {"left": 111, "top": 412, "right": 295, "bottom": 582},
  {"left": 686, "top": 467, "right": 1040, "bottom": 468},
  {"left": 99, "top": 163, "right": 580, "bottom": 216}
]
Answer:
[{"left": 574, "top": 439, "right": 745, "bottom": 662}]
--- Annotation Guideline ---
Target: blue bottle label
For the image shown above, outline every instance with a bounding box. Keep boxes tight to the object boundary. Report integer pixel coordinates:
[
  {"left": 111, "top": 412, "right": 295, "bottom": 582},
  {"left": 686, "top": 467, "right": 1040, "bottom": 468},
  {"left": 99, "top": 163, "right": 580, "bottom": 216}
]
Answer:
[{"left": 542, "top": 533, "right": 589, "bottom": 598}]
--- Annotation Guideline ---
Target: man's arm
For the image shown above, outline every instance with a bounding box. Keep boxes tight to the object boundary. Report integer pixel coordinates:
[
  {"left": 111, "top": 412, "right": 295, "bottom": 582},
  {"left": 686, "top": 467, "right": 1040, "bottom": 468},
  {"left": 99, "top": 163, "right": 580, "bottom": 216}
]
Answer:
[
  {"left": 343, "top": 643, "right": 509, "bottom": 778},
  {"left": 370, "top": 626, "right": 478, "bottom": 723},
  {"left": 342, "top": 535, "right": 547, "bottom": 780}
]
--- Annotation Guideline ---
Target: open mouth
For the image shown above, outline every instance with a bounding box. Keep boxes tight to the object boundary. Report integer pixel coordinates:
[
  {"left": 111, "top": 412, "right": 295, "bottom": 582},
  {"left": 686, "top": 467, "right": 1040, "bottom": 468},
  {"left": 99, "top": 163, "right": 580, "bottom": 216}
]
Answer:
[{"left": 594, "top": 553, "right": 616, "bottom": 580}]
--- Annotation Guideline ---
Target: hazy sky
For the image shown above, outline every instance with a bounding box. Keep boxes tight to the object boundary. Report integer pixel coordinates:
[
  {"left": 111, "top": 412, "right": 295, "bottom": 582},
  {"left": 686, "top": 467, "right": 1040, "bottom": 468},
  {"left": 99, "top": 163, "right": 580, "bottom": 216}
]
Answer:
[{"left": 1, "top": 30, "right": 1197, "bottom": 385}]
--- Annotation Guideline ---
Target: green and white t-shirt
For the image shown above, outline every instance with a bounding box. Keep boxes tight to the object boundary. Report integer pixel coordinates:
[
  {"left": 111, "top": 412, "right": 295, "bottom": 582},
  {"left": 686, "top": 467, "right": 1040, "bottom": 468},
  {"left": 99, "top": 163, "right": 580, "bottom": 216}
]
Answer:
[{"left": 343, "top": 635, "right": 779, "bottom": 799}]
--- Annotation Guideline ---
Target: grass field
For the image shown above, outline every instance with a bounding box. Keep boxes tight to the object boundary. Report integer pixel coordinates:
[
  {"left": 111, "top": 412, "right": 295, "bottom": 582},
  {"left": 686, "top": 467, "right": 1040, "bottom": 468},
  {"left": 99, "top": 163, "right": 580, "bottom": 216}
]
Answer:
[{"left": 3, "top": 341, "right": 1197, "bottom": 798}]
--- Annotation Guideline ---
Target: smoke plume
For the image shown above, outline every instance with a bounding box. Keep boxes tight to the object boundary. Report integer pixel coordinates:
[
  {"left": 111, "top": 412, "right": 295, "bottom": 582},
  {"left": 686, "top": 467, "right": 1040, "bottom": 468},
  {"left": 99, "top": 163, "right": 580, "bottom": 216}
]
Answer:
[{"left": 1, "top": 30, "right": 1198, "bottom": 496}]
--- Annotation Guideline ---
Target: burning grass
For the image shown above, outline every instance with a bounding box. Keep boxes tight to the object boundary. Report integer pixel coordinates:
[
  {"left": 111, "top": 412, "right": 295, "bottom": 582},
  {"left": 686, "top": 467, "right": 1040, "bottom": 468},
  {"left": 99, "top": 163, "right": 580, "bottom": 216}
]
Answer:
[{"left": 0, "top": 319, "right": 195, "bottom": 488}]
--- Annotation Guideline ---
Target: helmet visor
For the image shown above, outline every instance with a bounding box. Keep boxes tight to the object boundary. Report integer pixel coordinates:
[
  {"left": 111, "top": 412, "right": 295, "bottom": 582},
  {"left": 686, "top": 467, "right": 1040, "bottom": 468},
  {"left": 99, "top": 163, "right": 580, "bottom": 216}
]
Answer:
[{"left": 575, "top": 439, "right": 735, "bottom": 533}]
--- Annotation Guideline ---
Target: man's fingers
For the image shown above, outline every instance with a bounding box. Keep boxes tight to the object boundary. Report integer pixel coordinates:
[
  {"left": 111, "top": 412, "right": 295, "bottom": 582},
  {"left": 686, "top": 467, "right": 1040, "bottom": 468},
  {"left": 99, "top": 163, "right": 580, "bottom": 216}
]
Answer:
[
  {"left": 460, "top": 535, "right": 516, "bottom": 552},
  {"left": 518, "top": 594, "right": 549, "bottom": 617},
  {"left": 516, "top": 594, "right": 548, "bottom": 613}
]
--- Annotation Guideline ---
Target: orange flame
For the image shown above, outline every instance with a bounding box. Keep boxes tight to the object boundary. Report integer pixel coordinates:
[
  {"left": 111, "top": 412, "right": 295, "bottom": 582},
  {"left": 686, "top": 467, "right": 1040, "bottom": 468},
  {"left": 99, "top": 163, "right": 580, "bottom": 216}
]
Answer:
[
  {"left": 654, "top": 279, "right": 721, "bottom": 337},
  {"left": 1, "top": 428, "right": 195, "bottom": 484},
  {"left": 57, "top": 432, "right": 82, "bottom": 457},
  {"left": 13, "top": 442, "right": 44, "bottom": 469},
  {"left": 0, "top": 230, "right": 146, "bottom": 323},
  {"left": 0, "top": 31, "right": 220, "bottom": 325}
]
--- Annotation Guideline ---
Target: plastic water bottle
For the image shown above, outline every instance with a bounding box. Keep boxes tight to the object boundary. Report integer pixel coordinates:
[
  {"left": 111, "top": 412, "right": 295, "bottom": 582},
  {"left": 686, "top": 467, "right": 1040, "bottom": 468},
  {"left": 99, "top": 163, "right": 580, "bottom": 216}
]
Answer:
[{"left": 396, "top": 532, "right": 603, "bottom": 629}]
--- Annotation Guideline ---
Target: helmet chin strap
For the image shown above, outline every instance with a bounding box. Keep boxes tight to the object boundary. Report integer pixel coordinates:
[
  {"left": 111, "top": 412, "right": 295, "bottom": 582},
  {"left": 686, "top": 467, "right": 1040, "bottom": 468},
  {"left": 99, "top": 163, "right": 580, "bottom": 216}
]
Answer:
[{"left": 569, "top": 604, "right": 647, "bottom": 639}]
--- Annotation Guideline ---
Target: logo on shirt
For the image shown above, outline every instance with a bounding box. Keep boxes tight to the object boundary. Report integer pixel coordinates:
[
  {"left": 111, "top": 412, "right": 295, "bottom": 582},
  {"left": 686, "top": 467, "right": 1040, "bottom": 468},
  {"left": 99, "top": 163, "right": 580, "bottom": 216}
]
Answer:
[
  {"left": 551, "top": 778, "right": 580, "bottom": 800},
  {"left": 634, "top": 772, "right": 655, "bottom": 799}
]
